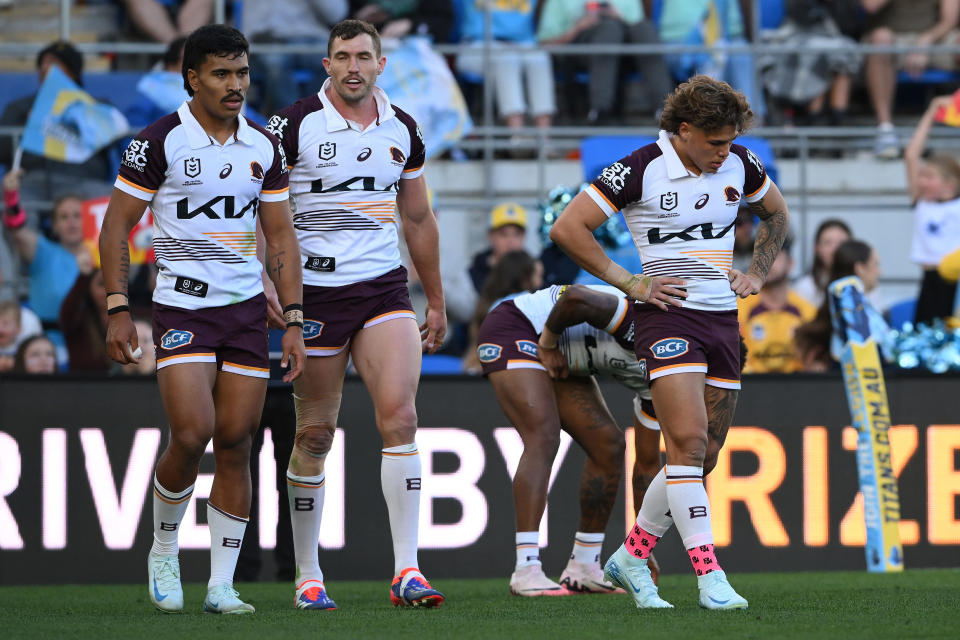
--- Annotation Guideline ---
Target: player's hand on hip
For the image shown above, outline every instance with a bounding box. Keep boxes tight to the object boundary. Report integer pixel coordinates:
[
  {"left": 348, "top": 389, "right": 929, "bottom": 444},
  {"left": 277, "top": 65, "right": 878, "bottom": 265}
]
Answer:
[
  {"left": 628, "top": 275, "right": 687, "bottom": 311},
  {"left": 728, "top": 269, "right": 762, "bottom": 298},
  {"left": 106, "top": 313, "right": 139, "bottom": 364},
  {"left": 537, "top": 340, "right": 569, "bottom": 379},
  {"left": 420, "top": 305, "right": 447, "bottom": 354},
  {"left": 263, "top": 277, "right": 285, "bottom": 329},
  {"left": 280, "top": 327, "right": 305, "bottom": 382}
]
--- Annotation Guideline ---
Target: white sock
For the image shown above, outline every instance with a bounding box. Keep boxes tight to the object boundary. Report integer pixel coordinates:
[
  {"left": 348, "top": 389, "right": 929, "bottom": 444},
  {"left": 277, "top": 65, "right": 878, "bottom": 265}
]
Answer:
[
  {"left": 207, "top": 502, "right": 248, "bottom": 589},
  {"left": 636, "top": 468, "right": 674, "bottom": 537},
  {"left": 665, "top": 465, "right": 713, "bottom": 548},
  {"left": 287, "top": 470, "right": 325, "bottom": 584},
  {"left": 381, "top": 443, "right": 421, "bottom": 575},
  {"left": 516, "top": 531, "right": 540, "bottom": 569},
  {"left": 570, "top": 531, "right": 604, "bottom": 565},
  {"left": 151, "top": 475, "right": 193, "bottom": 555}
]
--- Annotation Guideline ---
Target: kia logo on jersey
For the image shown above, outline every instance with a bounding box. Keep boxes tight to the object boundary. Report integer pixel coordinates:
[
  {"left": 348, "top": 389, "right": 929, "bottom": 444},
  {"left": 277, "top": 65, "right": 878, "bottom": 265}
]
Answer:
[
  {"left": 250, "top": 161, "right": 264, "bottom": 179},
  {"left": 184, "top": 157, "right": 201, "bottom": 178},
  {"left": 660, "top": 192, "right": 678, "bottom": 211},
  {"left": 160, "top": 329, "right": 194, "bottom": 350},
  {"left": 650, "top": 337, "right": 689, "bottom": 359},
  {"left": 319, "top": 142, "right": 336, "bottom": 160}
]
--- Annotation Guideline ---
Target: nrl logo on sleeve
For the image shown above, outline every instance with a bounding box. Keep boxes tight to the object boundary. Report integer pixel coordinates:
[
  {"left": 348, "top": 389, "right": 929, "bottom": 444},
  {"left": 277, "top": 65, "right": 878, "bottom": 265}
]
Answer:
[
  {"left": 160, "top": 329, "right": 194, "bottom": 350},
  {"left": 302, "top": 320, "right": 324, "bottom": 340},
  {"left": 122, "top": 139, "right": 150, "bottom": 171},
  {"left": 650, "top": 337, "right": 688, "bottom": 359},
  {"left": 477, "top": 343, "right": 502, "bottom": 363},
  {"left": 515, "top": 340, "right": 539, "bottom": 358},
  {"left": 266, "top": 114, "right": 288, "bottom": 137},
  {"left": 600, "top": 162, "right": 631, "bottom": 193}
]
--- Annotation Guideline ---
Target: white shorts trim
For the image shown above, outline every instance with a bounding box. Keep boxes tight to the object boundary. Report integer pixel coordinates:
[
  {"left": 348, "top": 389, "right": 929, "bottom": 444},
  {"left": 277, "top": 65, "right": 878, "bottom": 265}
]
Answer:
[
  {"left": 156, "top": 354, "right": 217, "bottom": 370},
  {"left": 362, "top": 310, "right": 417, "bottom": 329},
  {"left": 633, "top": 396, "right": 661, "bottom": 431},
  {"left": 505, "top": 360, "right": 546, "bottom": 371},
  {"left": 221, "top": 362, "right": 270, "bottom": 378},
  {"left": 705, "top": 376, "right": 741, "bottom": 390},
  {"left": 305, "top": 344, "right": 349, "bottom": 357},
  {"left": 648, "top": 364, "right": 708, "bottom": 380}
]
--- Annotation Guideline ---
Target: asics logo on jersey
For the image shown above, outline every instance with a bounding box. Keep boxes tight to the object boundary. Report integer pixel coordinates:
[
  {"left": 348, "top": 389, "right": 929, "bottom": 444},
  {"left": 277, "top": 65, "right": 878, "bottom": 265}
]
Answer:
[
  {"left": 220, "top": 164, "right": 232, "bottom": 179},
  {"left": 266, "top": 114, "right": 288, "bottom": 137},
  {"left": 650, "top": 338, "right": 688, "bottom": 359},
  {"left": 302, "top": 320, "right": 324, "bottom": 340},
  {"left": 646, "top": 220, "right": 735, "bottom": 244},
  {"left": 184, "top": 157, "right": 201, "bottom": 178},
  {"left": 515, "top": 340, "right": 538, "bottom": 358},
  {"left": 600, "top": 162, "right": 631, "bottom": 193},
  {"left": 695, "top": 194, "right": 710, "bottom": 209},
  {"left": 123, "top": 139, "right": 150, "bottom": 171},
  {"left": 250, "top": 161, "right": 264, "bottom": 180},
  {"left": 160, "top": 329, "right": 194, "bottom": 350},
  {"left": 177, "top": 195, "right": 259, "bottom": 219},
  {"left": 357, "top": 147, "right": 372, "bottom": 161},
  {"left": 477, "top": 343, "right": 502, "bottom": 363}
]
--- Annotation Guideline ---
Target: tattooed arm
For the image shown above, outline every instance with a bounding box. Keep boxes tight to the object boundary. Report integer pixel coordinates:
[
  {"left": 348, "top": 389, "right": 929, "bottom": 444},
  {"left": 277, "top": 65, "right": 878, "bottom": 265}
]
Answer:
[
  {"left": 729, "top": 181, "right": 790, "bottom": 298},
  {"left": 259, "top": 198, "right": 305, "bottom": 382},
  {"left": 100, "top": 188, "right": 149, "bottom": 364},
  {"left": 538, "top": 285, "right": 623, "bottom": 379}
]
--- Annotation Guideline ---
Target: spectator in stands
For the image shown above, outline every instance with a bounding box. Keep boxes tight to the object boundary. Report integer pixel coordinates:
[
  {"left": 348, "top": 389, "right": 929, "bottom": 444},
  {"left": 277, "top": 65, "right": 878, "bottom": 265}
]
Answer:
[
  {"left": 0, "top": 300, "right": 42, "bottom": 372},
  {"left": 462, "top": 249, "right": 543, "bottom": 374},
  {"left": 537, "top": 0, "right": 673, "bottom": 124},
  {"left": 657, "top": 0, "right": 766, "bottom": 122},
  {"left": 245, "top": 0, "right": 348, "bottom": 115},
  {"left": 794, "top": 218, "right": 852, "bottom": 307},
  {"left": 0, "top": 41, "right": 115, "bottom": 204},
  {"left": 351, "top": 0, "right": 454, "bottom": 41},
  {"left": 125, "top": 36, "right": 188, "bottom": 128},
  {"left": 862, "top": 0, "right": 960, "bottom": 158},
  {"left": 759, "top": 1, "right": 859, "bottom": 127},
  {"left": 12, "top": 333, "right": 57, "bottom": 374},
  {"left": 119, "top": 0, "right": 214, "bottom": 44},
  {"left": 60, "top": 263, "right": 110, "bottom": 372},
  {"left": 904, "top": 93, "right": 960, "bottom": 324},
  {"left": 795, "top": 239, "right": 884, "bottom": 371},
  {"left": 3, "top": 169, "right": 85, "bottom": 328},
  {"left": 456, "top": 0, "right": 555, "bottom": 135},
  {"left": 738, "top": 238, "right": 817, "bottom": 373}
]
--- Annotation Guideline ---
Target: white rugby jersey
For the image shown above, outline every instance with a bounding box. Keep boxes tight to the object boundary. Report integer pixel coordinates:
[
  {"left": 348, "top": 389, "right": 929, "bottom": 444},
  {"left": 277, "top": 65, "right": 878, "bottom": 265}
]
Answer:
[
  {"left": 115, "top": 101, "right": 289, "bottom": 309},
  {"left": 512, "top": 285, "right": 654, "bottom": 422},
  {"left": 910, "top": 196, "right": 960, "bottom": 266},
  {"left": 267, "top": 79, "right": 425, "bottom": 287},
  {"left": 587, "top": 129, "right": 770, "bottom": 311}
]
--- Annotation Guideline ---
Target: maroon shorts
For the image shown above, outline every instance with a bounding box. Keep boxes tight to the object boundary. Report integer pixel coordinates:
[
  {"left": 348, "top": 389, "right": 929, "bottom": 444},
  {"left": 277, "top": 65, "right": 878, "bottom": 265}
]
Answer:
[
  {"left": 475, "top": 300, "right": 545, "bottom": 375},
  {"left": 302, "top": 266, "right": 416, "bottom": 357},
  {"left": 153, "top": 293, "right": 269, "bottom": 378},
  {"left": 633, "top": 304, "right": 741, "bottom": 389}
]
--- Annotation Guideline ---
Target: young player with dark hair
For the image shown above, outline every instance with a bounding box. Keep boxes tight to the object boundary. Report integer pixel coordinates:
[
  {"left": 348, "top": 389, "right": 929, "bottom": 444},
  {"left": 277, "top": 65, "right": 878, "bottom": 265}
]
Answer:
[{"left": 100, "top": 24, "right": 305, "bottom": 615}]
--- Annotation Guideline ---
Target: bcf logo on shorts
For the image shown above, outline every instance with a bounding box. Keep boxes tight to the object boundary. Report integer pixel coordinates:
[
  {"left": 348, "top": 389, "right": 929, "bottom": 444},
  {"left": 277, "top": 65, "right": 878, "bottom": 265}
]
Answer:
[
  {"left": 160, "top": 329, "right": 194, "bottom": 350},
  {"left": 477, "top": 343, "right": 502, "bottom": 363},
  {"left": 515, "top": 340, "right": 538, "bottom": 358},
  {"left": 650, "top": 337, "right": 688, "bottom": 359},
  {"left": 303, "top": 320, "right": 324, "bottom": 341}
]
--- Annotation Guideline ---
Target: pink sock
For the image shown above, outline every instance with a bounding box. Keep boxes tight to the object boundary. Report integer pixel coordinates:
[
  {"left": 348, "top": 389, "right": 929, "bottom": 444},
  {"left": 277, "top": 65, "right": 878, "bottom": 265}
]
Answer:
[
  {"left": 624, "top": 523, "right": 659, "bottom": 560},
  {"left": 687, "top": 543, "right": 722, "bottom": 576}
]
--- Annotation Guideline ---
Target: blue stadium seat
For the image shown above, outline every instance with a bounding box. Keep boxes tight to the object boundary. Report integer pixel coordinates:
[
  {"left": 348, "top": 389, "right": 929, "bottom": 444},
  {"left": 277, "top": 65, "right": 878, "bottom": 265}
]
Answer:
[
  {"left": 759, "top": 0, "right": 786, "bottom": 30},
  {"left": 897, "top": 69, "right": 960, "bottom": 85},
  {"left": 420, "top": 354, "right": 464, "bottom": 375},
  {"left": 887, "top": 298, "right": 917, "bottom": 330}
]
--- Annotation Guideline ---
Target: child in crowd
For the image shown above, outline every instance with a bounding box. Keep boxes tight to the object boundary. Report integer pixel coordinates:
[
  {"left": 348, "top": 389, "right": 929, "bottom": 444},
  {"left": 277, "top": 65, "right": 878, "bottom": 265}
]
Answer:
[{"left": 0, "top": 300, "right": 42, "bottom": 372}]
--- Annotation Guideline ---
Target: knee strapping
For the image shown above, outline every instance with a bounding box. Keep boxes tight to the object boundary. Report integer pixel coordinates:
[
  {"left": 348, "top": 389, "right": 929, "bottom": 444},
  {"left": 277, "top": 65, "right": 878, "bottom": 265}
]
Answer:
[{"left": 293, "top": 392, "right": 341, "bottom": 458}]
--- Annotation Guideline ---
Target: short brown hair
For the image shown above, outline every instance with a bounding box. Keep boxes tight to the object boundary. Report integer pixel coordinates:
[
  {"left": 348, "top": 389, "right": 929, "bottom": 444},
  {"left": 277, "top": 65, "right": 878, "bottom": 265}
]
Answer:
[
  {"left": 925, "top": 153, "right": 960, "bottom": 193},
  {"left": 659, "top": 75, "right": 754, "bottom": 135},
  {"left": 328, "top": 20, "right": 381, "bottom": 58}
]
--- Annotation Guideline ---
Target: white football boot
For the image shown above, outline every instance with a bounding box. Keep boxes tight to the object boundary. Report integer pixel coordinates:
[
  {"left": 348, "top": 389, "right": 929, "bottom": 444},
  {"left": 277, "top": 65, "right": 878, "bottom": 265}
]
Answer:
[
  {"left": 602, "top": 546, "right": 673, "bottom": 608},
  {"left": 203, "top": 584, "right": 255, "bottom": 614},
  {"left": 698, "top": 570, "right": 748, "bottom": 610},
  {"left": 147, "top": 552, "right": 183, "bottom": 613},
  {"left": 509, "top": 564, "right": 571, "bottom": 597},
  {"left": 559, "top": 561, "right": 625, "bottom": 594}
]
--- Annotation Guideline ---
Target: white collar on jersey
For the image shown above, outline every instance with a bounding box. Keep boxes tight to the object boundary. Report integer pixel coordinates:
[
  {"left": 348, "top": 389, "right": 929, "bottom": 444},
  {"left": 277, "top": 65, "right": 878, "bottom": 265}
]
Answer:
[
  {"left": 317, "top": 78, "right": 395, "bottom": 133},
  {"left": 177, "top": 101, "right": 256, "bottom": 149},
  {"left": 656, "top": 129, "right": 697, "bottom": 179}
]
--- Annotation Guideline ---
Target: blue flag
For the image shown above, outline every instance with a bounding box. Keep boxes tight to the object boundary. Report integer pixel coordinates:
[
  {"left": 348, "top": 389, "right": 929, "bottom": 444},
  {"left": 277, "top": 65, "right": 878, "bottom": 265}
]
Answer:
[{"left": 21, "top": 66, "right": 130, "bottom": 163}]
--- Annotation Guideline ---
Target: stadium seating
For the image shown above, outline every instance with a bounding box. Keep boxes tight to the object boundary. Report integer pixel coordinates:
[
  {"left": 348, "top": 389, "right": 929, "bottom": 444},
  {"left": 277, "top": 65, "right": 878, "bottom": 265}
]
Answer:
[{"left": 887, "top": 297, "right": 917, "bottom": 330}]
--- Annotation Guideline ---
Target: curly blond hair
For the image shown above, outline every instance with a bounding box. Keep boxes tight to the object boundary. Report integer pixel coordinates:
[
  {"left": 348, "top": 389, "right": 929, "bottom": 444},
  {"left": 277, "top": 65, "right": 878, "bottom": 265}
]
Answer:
[{"left": 659, "top": 75, "right": 754, "bottom": 134}]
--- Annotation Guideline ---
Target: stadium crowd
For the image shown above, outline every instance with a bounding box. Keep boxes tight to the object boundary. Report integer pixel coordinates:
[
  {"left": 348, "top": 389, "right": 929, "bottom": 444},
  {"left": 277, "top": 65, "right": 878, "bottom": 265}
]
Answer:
[{"left": 1, "top": 0, "right": 959, "bottom": 377}]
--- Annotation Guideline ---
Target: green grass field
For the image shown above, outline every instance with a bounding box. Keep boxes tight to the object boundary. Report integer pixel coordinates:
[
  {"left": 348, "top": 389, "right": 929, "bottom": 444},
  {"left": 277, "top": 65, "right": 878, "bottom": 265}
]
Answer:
[{"left": 1, "top": 570, "right": 956, "bottom": 639}]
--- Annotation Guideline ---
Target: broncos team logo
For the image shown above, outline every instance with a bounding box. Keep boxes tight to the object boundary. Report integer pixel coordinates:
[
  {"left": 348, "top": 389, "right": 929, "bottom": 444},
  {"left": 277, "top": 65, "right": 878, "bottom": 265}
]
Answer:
[
  {"left": 724, "top": 186, "right": 741, "bottom": 205},
  {"left": 477, "top": 343, "right": 502, "bottom": 363},
  {"left": 250, "top": 161, "right": 264, "bottom": 180},
  {"left": 650, "top": 337, "right": 688, "bottom": 359},
  {"left": 302, "top": 320, "right": 324, "bottom": 340},
  {"left": 389, "top": 146, "right": 406, "bottom": 164},
  {"left": 160, "top": 329, "right": 194, "bottom": 350}
]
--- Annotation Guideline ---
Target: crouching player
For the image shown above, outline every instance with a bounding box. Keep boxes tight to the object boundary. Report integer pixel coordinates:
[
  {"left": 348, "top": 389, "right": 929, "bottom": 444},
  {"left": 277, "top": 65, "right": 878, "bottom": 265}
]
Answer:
[
  {"left": 477, "top": 283, "right": 663, "bottom": 596},
  {"left": 100, "top": 25, "right": 305, "bottom": 614}
]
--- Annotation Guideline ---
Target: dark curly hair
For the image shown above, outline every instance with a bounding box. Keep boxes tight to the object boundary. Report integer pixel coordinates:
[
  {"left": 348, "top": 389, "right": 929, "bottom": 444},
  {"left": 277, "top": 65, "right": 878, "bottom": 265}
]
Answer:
[{"left": 659, "top": 75, "right": 754, "bottom": 134}]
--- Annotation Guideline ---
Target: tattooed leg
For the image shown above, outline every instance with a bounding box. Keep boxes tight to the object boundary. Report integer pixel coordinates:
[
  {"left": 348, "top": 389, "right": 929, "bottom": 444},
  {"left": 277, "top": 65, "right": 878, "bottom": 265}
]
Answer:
[{"left": 704, "top": 385, "right": 739, "bottom": 475}]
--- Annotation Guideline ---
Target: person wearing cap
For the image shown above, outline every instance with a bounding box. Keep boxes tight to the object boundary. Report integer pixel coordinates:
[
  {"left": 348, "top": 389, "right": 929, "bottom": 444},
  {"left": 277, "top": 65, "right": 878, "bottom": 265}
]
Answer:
[
  {"left": 468, "top": 202, "right": 529, "bottom": 293},
  {"left": 0, "top": 40, "right": 117, "bottom": 207}
]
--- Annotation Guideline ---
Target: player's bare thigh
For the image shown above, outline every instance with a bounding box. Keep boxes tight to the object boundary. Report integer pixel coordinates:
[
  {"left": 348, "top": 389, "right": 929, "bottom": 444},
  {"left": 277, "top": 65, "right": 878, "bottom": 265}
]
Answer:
[
  {"left": 703, "top": 384, "right": 738, "bottom": 473},
  {"left": 553, "top": 375, "right": 623, "bottom": 454},
  {"left": 649, "top": 371, "right": 708, "bottom": 467},
  {"left": 489, "top": 367, "right": 562, "bottom": 446},
  {"left": 350, "top": 316, "right": 421, "bottom": 447},
  {"left": 157, "top": 362, "right": 218, "bottom": 448}
]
